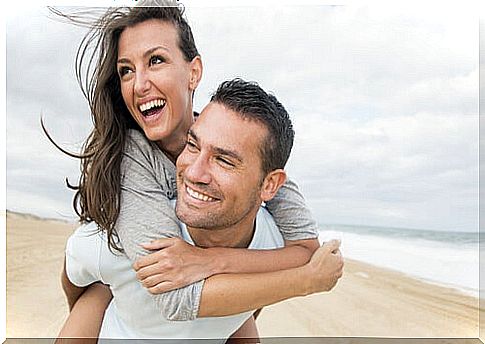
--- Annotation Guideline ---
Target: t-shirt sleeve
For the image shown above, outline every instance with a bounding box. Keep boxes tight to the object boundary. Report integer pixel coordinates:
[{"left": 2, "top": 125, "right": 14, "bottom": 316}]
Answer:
[
  {"left": 65, "top": 224, "right": 102, "bottom": 287},
  {"left": 115, "top": 130, "right": 204, "bottom": 321},
  {"left": 265, "top": 177, "right": 319, "bottom": 241}
]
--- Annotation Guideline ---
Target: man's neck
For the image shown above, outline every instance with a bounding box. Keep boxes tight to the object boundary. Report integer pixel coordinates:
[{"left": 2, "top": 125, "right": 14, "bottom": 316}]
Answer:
[{"left": 187, "top": 215, "right": 257, "bottom": 248}]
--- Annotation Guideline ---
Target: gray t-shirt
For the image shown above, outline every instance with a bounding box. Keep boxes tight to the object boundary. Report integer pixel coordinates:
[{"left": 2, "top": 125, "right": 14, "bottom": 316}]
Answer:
[{"left": 115, "top": 129, "right": 318, "bottom": 321}]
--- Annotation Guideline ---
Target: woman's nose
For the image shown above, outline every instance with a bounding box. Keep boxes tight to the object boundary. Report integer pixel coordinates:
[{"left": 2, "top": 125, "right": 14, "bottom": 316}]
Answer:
[{"left": 134, "top": 70, "right": 151, "bottom": 96}]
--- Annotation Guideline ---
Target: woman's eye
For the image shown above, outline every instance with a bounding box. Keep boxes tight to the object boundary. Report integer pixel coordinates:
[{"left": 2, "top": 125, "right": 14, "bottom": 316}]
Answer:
[
  {"left": 149, "top": 55, "right": 164, "bottom": 65},
  {"left": 118, "top": 66, "right": 132, "bottom": 78}
]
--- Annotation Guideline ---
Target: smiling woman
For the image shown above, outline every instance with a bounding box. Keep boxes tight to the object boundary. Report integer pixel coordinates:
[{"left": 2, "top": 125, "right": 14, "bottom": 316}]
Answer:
[
  {"left": 116, "top": 19, "right": 201, "bottom": 159},
  {"left": 49, "top": 1, "right": 345, "bottom": 341}
]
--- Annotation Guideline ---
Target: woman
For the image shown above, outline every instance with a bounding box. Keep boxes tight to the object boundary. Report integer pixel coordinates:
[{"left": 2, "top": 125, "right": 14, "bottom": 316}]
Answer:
[{"left": 53, "top": 1, "right": 343, "bottom": 340}]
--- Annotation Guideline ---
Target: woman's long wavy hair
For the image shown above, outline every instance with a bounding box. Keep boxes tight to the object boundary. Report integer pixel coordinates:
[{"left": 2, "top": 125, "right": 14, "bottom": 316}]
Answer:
[{"left": 47, "top": 0, "right": 199, "bottom": 252}]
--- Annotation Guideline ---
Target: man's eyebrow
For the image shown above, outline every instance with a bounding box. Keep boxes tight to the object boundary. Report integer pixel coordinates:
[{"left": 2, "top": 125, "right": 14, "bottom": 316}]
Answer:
[
  {"left": 213, "top": 146, "right": 243, "bottom": 163},
  {"left": 187, "top": 129, "right": 198, "bottom": 141},
  {"left": 188, "top": 129, "right": 243, "bottom": 163},
  {"left": 117, "top": 46, "right": 169, "bottom": 64}
]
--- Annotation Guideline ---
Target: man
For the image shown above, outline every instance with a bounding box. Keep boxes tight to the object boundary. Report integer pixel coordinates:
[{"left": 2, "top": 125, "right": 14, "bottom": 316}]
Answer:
[{"left": 61, "top": 79, "right": 343, "bottom": 340}]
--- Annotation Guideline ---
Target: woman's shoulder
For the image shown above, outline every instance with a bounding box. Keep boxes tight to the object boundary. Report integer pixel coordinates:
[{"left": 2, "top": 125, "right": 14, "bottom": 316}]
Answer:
[
  {"left": 123, "top": 129, "right": 175, "bottom": 177},
  {"left": 124, "top": 129, "right": 162, "bottom": 160},
  {"left": 126, "top": 129, "right": 152, "bottom": 150}
]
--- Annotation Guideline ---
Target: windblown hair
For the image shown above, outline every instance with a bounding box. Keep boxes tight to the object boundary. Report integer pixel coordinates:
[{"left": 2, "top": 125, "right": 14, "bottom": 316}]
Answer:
[
  {"left": 210, "top": 78, "right": 295, "bottom": 176},
  {"left": 49, "top": 0, "right": 199, "bottom": 252}
]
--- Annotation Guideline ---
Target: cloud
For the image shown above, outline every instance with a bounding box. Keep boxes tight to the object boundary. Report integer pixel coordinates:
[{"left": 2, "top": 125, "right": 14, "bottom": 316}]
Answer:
[
  {"left": 5, "top": 4, "right": 479, "bottom": 232},
  {"left": 287, "top": 111, "right": 478, "bottom": 231}
]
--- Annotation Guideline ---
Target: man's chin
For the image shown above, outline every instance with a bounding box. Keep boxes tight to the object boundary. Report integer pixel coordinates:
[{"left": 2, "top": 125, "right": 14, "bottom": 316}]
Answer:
[{"left": 176, "top": 204, "right": 210, "bottom": 228}]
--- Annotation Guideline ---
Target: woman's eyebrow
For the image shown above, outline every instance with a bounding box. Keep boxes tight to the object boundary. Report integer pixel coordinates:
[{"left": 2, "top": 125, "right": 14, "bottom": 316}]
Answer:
[
  {"left": 142, "top": 46, "right": 170, "bottom": 59},
  {"left": 117, "top": 46, "right": 170, "bottom": 64}
]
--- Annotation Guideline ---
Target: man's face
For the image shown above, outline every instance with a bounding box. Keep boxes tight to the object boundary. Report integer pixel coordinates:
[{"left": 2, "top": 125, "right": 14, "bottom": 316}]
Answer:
[{"left": 176, "top": 102, "right": 268, "bottom": 230}]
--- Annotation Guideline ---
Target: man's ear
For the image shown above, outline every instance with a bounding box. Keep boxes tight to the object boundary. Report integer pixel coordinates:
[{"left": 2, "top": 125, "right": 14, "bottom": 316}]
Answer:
[
  {"left": 260, "top": 169, "right": 287, "bottom": 202},
  {"left": 189, "top": 56, "right": 203, "bottom": 91}
]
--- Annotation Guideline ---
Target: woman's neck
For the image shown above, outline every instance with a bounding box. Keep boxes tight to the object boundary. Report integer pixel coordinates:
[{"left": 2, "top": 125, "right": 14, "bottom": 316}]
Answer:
[
  {"left": 155, "top": 111, "right": 194, "bottom": 163},
  {"left": 158, "top": 135, "right": 186, "bottom": 163}
]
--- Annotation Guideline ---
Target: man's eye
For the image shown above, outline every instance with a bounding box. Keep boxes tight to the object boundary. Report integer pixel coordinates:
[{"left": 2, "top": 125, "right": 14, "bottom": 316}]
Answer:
[
  {"left": 217, "top": 157, "right": 235, "bottom": 167},
  {"left": 186, "top": 140, "right": 198, "bottom": 152},
  {"left": 149, "top": 55, "right": 165, "bottom": 65}
]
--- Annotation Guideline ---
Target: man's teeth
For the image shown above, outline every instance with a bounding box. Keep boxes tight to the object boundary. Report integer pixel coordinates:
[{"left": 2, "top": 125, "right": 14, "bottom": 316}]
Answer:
[
  {"left": 186, "top": 186, "right": 215, "bottom": 202},
  {"left": 139, "top": 99, "right": 166, "bottom": 112}
]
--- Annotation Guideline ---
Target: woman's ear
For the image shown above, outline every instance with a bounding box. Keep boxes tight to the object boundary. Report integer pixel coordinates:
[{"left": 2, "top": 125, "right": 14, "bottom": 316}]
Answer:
[
  {"left": 189, "top": 56, "right": 203, "bottom": 91},
  {"left": 260, "top": 169, "right": 287, "bottom": 202}
]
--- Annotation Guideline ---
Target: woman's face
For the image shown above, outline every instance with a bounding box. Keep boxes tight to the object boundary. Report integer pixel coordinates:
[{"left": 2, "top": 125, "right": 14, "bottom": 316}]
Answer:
[{"left": 117, "top": 19, "right": 201, "bottom": 151}]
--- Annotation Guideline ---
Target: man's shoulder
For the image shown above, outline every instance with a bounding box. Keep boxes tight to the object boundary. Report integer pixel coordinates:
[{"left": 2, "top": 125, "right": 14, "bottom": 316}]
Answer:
[
  {"left": 250, "top": 207, "right": 284, "bottom": 249},
  {"left": 256, "top": 207, "right": 274, "bottom": 225}
]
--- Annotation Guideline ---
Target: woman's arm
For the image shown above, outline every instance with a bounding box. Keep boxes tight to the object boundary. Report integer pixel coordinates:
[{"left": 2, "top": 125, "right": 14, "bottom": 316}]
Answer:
[
  {"left": 117, "top": 131, "right": 207, "bottom": 321},
  {"left": 135, "top": 238, "right": 343, "bottom": 318},
  {"left": 134, "top": 237, "right": 319, "bottom": 294},
  {"left": 198, "top": 239, "right": 343, "bottom": 317},
  {"left": 265, "top": 178, "right": 319, "bottom": 241}
]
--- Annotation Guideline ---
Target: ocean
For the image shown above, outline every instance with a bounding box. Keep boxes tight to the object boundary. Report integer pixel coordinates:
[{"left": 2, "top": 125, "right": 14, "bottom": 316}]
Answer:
[{"left": 317, "top": 223, "right": 480, "bottom": 298}]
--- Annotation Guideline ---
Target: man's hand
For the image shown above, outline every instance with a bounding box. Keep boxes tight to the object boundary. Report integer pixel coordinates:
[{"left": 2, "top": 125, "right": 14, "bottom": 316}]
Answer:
[
  {"left": 133, "top": 237, "right": 215, "bottom": 294},
  {"left": 303, "top": 239, "right": 344, "bottom": 294}
]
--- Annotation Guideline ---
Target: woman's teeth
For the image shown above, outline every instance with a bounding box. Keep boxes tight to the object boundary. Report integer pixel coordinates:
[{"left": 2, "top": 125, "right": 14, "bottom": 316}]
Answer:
[{"left": 139, "top": 99, "right": 166, "bottom": 113}]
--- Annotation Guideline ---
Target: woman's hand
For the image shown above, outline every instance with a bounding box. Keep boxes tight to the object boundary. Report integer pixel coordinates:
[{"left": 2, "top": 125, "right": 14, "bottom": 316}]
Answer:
[
  {"left": 133, "top": 237, "right": 216, "bottom": 294},
  {"left": 302, "top": 239, "right": 344, "bottom": 295}
]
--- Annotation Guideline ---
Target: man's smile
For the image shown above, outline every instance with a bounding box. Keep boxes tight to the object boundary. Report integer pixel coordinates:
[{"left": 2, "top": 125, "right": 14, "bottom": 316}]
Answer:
[{"left": 184, "top": 184, "right": 220, "bottom": 203}]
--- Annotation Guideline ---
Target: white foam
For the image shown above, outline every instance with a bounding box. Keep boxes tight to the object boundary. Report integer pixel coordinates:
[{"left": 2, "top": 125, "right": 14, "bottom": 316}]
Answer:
[{"left": 319, "top": 229, "right": 479, "bottom": 297}]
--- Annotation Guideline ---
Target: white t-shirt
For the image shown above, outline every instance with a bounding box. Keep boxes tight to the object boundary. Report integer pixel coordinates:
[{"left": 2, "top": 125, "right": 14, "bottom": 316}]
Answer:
[{"left": 65, "top": 207, "right": 284, "bottom": 341}]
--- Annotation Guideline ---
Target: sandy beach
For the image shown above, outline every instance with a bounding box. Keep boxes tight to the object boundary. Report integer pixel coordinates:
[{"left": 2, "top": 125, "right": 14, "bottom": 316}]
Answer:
[{"left": 6, "top": 211, "right": 482, "bottom": 340}]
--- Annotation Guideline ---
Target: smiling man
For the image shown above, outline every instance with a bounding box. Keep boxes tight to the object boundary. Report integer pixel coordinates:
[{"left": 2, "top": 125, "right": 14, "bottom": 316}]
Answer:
[{"left": 176, "top": 80, "right": 292, "bottom": 247}]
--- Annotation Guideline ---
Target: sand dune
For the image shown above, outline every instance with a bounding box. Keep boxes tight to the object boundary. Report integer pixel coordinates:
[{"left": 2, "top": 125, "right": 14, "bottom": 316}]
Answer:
[{"left": 6, "top": 211, "right": 482, "bottom": 340}]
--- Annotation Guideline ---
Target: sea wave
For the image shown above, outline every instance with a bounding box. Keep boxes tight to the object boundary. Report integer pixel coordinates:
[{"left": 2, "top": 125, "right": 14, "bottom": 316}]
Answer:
[{"left": 318, "top": 225, "right": 479, "bottom": 297}]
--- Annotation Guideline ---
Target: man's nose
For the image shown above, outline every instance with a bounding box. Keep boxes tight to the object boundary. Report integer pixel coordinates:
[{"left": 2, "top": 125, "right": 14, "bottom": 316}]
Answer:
[
  {"left": 134, "top": 69, "right": 151, "bottom": 96},
  {"left": 184, "top": 154, "right": 212, "bottom": 185}
]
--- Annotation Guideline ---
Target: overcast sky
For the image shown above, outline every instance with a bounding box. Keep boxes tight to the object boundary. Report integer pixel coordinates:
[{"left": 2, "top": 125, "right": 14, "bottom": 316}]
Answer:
[{"left": 5, "top": 2, "right": 480, "bottom": 232}]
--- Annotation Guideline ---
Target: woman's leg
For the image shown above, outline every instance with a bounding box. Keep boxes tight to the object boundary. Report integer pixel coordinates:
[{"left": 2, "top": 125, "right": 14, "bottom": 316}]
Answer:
[
  {"left": 226, "top": 315, "right": 260, "bottom": 344},
  {"left": 55, "top": 283, "right": 112, "bottom": 343}
]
